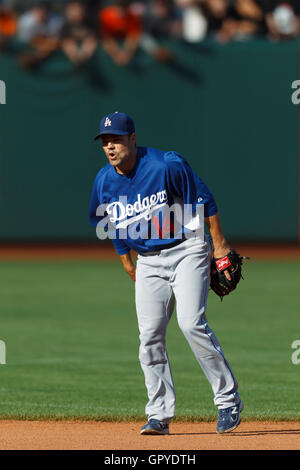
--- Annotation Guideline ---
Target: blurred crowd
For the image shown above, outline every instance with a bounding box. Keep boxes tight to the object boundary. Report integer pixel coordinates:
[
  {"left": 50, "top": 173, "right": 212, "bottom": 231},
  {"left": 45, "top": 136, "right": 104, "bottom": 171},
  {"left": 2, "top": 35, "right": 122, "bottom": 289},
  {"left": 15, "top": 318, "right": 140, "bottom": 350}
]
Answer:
[{"left": 0, "top": 0, "right": 300, "bottom": 68}]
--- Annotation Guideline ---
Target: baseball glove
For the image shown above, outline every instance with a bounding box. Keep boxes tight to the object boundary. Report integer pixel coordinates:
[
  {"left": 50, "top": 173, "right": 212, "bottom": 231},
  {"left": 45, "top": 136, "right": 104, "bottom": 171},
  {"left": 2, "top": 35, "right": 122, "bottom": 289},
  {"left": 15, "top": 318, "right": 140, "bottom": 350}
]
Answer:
[{"left": 210, "top": 249, "right": 247, "bottom": 301}]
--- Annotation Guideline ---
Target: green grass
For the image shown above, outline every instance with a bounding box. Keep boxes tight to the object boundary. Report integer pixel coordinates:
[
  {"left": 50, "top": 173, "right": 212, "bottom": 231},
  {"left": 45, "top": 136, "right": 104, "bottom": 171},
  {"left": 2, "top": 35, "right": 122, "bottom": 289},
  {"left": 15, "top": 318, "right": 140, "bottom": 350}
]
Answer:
[{"left": 0, "top": 259, "right": 299, "bottom": 421}]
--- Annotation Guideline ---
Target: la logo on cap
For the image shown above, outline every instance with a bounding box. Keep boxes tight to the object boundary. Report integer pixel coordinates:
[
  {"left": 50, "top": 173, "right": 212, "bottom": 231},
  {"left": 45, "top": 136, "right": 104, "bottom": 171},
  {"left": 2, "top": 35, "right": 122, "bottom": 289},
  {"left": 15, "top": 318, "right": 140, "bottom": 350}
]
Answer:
[{"left": 104, "top": 117, "right": 112, "bottom": 127}]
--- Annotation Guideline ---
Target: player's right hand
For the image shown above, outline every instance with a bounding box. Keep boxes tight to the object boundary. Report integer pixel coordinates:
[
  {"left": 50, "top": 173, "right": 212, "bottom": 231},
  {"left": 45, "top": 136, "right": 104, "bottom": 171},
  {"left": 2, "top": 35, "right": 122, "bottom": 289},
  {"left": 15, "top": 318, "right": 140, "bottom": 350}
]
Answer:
[
  {"left": 126, "top": 266, "right": 136, "bottom": 282},
  {"left": 120, "top": 253, "right": 136, "bottom": 282}
]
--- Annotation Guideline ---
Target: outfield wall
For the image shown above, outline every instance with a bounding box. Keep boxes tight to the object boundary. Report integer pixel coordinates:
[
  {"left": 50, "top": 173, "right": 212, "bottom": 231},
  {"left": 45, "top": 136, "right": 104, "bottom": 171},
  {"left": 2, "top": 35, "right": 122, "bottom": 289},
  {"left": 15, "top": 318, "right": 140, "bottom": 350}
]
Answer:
[{"left": 0, "top": 39, "right": 298, "bottom": 242}]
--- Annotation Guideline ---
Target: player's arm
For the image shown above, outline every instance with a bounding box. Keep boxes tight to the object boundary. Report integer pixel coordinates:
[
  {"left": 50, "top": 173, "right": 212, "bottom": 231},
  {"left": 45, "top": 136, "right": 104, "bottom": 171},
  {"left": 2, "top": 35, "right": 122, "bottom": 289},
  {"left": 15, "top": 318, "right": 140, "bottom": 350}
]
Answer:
[
  {"left": 89, "top": 178, "right": 135, "bottom": 280},
  {"left": 205, "top": 212, "right": 230, "bottom": 258},
  {"left": 120, "top": 252, "right": 136, "bottom": 282},
  {"left": 205, "top": 212, "right": 232, "bottom": 280}
]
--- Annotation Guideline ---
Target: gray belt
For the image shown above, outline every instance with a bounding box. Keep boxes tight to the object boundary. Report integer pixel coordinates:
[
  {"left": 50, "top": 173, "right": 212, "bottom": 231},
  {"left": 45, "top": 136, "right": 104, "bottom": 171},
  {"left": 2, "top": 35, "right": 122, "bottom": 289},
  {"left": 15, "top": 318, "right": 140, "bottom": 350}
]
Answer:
[{"left": 139, "top": 238, "right": 185, "bottom": 256}]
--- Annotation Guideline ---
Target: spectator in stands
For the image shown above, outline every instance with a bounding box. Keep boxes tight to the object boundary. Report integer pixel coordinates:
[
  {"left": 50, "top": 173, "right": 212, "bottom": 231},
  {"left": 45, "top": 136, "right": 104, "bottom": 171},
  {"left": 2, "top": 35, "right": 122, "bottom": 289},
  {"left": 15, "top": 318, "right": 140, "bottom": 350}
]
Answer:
[
  {"left": 202, "top": 0, "right": 266, "bottom": 43},
  {"left": 175, "top": 0, "right": 208, "bottom": 43},
  {"left": 2, "top": 0, "right": 299, "bottom": 68},
  {"left": 143, "top": 0, "right": 181, "bottom": 39},
  {"left": 17, "top": 2, "right": 63, "bottom": 43},
  {"left": 61, "top": 1, "right": 98, "bottom": 66},
  {"left": 17, "top": 2, "right": 63, "bottom": 67},
  {"left": 218, "top": 0, "right": 266, "bottom": 42},
  {"left": 98, "top": 0, "right": 142, "bottom": 66},
  {"left": 264, "top": 0, "right": 300, "bottom": 40},
  {"left": 139, "top": 0, "right": 176, "bottom": 62},
  {"left": 205, "top": 0, "right": 265, "bottom": 43},
  {"left": 0, "top": 1, "right": 17, "bottom": 50},
  {"left": 201, "top": 0, "right": 229, "bottom": 38}
]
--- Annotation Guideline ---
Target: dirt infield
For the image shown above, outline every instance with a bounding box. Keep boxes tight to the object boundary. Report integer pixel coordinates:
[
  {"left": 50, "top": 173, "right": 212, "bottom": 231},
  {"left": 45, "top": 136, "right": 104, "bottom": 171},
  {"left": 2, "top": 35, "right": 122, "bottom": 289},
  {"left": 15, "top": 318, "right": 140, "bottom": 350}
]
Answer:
[
  {"left": 0, "top": 243, "right": 299, "bottom": 260},
  {"left": 0, "top": 245, "right": 298, "bottom": 452},
  {"left": 0, "top": 421, "right": 299, "bottom": 450}
]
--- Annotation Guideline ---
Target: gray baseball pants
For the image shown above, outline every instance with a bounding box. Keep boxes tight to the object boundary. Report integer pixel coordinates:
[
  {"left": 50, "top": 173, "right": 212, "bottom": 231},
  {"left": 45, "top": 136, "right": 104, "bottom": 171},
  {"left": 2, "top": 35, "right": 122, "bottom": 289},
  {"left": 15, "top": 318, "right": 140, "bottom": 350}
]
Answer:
[{"left": 135, "top": 235, "right": 240, "bottom": 423}]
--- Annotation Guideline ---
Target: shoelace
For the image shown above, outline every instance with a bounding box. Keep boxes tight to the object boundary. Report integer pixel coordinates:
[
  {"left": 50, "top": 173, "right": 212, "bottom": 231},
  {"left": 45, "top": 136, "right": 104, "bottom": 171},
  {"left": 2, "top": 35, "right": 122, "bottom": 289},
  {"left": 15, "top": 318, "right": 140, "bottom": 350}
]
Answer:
[
  {"left": 218, "top": 408, "right": 232, "bottom": 420},
  {"left": 149, "top": 419, "right": 167, "bottom": 429}
]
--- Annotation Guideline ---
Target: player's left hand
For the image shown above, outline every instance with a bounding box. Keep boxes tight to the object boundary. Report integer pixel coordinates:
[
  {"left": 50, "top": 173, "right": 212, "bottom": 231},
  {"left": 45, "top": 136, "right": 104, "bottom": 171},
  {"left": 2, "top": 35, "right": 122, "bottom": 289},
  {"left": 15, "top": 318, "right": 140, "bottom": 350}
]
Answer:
[
  {"left": 210, "top": 249, "right": 248, "bottom": 301},
  {"left": 212, "top": 246, "right": 233, "bottom": 282}
]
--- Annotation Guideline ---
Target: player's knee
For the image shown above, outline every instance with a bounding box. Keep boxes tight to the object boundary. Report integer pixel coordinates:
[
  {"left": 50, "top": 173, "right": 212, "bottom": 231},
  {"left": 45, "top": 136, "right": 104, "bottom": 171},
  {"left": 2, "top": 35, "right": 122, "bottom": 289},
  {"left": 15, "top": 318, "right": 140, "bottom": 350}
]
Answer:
[
  {"left": 177, "top": 317, "right": 204, "bottom": 338},
  {"left": 139, "top": 341, "right": 168, "bottom": 366}
]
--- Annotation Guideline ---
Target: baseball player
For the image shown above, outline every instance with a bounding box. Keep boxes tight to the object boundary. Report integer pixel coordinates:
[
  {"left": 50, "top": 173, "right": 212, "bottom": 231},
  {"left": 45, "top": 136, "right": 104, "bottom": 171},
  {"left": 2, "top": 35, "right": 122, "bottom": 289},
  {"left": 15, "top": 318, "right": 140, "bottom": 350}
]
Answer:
[{"left": 89, "top": 112, "right": 244, "bottom": 434}]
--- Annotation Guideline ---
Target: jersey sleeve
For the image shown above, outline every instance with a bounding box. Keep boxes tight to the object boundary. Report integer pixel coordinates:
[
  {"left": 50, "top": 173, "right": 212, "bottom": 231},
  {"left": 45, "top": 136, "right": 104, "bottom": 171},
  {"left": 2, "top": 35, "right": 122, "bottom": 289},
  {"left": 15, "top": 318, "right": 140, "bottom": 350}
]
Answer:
[
  {"left": 164, "top": 151, "right": 218, "bottom": 218},
  {"left": 89, "top": 175, "right": 131, "bottom": 256},
  {"left": 89, "top": 176, "right": 101, "bottom": 227},
  {"left": 111, "top": 238, "right": 131, "bottom": 255}
]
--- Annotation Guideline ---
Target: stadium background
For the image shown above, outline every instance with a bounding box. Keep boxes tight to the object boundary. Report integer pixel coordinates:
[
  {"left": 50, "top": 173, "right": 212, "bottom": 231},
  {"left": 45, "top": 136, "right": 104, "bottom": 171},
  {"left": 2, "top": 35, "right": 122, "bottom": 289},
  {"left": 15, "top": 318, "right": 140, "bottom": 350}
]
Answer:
[{"left": 0, "top": 0, "right": 299, "bottom": 442}]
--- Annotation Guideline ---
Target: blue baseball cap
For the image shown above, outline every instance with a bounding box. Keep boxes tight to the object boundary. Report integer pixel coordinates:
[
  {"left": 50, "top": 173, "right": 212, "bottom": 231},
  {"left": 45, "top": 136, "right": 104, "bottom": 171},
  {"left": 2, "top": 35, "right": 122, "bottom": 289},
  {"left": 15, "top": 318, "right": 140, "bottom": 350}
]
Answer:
[{"left": 94, "top": 112, "right": 135, "bottom": 140}]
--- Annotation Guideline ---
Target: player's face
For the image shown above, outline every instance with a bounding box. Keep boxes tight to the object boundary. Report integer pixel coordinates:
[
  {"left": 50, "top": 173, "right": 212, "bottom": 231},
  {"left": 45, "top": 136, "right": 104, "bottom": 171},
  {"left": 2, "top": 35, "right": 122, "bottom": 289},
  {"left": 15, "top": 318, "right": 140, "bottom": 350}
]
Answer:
[{"left": 101, "top": 133, "right": 137, "bottom": 174}]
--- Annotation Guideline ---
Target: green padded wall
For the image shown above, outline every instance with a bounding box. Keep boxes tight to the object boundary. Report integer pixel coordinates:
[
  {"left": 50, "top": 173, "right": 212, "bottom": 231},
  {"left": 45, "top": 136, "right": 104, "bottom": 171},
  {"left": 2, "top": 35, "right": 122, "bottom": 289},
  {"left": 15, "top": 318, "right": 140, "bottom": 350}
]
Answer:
[{"left": 0, "top": 39, "right": 298, "bottom": 242}]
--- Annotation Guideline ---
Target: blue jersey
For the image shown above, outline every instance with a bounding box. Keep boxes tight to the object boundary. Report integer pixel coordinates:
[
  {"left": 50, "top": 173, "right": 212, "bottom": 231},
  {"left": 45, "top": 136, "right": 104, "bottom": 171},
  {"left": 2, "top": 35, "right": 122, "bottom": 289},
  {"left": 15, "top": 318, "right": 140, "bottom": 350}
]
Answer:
[{"left": 89, "top": 147, "right": 218, "bottom": 255}]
